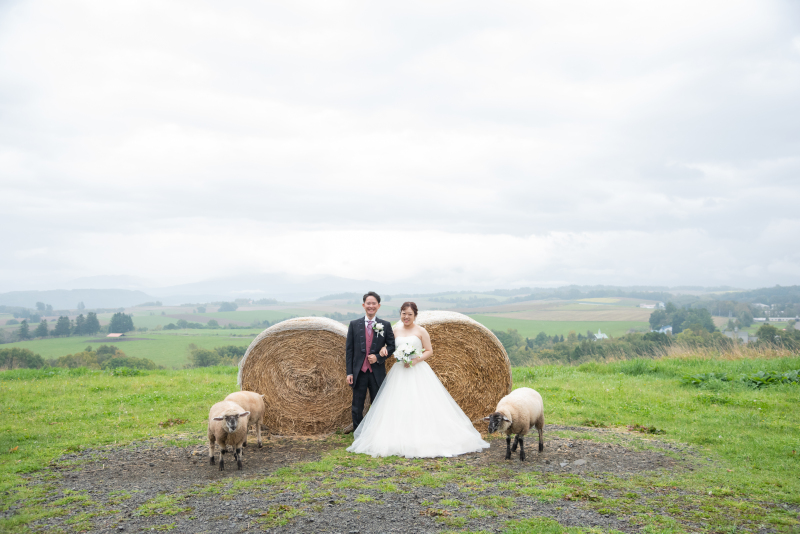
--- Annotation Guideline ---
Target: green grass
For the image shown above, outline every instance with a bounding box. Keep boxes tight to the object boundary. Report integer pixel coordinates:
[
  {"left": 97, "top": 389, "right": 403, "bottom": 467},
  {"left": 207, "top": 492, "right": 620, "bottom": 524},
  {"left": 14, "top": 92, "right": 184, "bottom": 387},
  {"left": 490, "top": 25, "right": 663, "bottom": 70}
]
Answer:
[
  {"left": 2, "top": 354, "right": 800, "bottom": 532},
  {"left": 469, "top": 315, "right": 649, "bottom": 338},
  {"left": 0, "top": 331, "right": 257, "bottom": 368},
  {"left": 202, "top": 309, "right": 320, "bottom": 324}
]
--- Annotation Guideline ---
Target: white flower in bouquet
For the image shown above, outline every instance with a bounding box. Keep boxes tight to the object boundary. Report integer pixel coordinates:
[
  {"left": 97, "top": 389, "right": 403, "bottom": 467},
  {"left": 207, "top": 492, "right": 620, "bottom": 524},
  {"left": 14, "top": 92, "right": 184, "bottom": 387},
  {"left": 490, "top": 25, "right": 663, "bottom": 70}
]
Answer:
[{"left": 393, "top": 343, "right": 422, "bottom": 366}]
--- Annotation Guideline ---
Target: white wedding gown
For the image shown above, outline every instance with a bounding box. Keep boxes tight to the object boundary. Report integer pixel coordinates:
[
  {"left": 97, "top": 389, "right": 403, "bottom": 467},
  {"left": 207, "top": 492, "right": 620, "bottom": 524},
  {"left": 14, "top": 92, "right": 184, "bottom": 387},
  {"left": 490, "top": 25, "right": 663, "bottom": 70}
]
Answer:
[{"left": 347, "top": 335, "right": 489, "bottom": 458}]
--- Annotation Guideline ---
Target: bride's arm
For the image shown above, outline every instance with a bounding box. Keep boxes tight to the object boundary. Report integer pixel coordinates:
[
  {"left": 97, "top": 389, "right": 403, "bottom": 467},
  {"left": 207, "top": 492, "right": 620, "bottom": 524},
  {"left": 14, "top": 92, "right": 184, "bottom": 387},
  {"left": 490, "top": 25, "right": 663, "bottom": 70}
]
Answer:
[{"left": 414, "top": 328, "right": 433, "bottom": 365}]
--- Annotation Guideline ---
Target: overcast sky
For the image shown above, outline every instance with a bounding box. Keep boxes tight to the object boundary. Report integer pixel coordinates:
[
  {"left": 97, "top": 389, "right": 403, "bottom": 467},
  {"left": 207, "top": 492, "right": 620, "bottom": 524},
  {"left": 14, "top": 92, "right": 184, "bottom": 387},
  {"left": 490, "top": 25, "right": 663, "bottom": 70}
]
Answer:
[{"left": 1, "top": 0, "right": 799, "bottom": 293}]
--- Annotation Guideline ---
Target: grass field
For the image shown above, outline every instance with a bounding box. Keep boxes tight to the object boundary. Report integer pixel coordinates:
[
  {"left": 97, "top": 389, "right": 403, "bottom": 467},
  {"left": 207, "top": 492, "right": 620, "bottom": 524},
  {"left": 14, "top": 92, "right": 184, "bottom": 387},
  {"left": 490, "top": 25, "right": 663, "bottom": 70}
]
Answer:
[
  {"left": 0, "top": 331, "right": 260, "bottom": 368},
  {"left": 1, "top": 352, "right": 799, "bottom": 532},
  {"left": 470, "top": 315, "right": 649, "bottom": 338}
]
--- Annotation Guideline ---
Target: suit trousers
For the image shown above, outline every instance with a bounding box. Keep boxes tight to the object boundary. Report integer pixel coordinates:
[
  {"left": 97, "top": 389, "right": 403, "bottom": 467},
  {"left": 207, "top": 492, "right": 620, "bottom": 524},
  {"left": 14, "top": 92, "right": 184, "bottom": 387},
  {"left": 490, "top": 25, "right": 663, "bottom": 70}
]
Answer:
[{"left": 352, "top": 370, "right": 380, "bottom": 430}]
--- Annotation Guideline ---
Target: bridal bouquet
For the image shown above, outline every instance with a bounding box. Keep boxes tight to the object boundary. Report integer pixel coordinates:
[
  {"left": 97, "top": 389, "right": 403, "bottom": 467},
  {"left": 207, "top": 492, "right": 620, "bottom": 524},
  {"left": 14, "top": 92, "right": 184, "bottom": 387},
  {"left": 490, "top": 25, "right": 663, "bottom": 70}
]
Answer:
[{"left": 394, "top": 343, "right": 422, "bottom": 366}]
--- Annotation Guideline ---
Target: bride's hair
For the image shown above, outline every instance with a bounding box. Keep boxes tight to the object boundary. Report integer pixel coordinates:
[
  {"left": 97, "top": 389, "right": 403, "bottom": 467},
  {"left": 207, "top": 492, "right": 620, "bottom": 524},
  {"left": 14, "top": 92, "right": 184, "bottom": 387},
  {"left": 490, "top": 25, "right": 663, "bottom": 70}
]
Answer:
[{"left": 400, "top": 302, "right": 418, "bottom": 316}]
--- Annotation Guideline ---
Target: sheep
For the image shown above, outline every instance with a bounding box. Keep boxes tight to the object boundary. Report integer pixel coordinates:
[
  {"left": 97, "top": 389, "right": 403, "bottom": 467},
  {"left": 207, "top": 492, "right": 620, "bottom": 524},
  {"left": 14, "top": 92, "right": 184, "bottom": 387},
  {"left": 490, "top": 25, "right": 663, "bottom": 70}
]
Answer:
[
  {"left": 208, "top": 401, "right": 250, "bottom": 470},
  {"left": 224, "top": 391, "right": 267, "bottom": 448},
  {"left": 483, "top": 387, "right": 544, "bottom": 461}
]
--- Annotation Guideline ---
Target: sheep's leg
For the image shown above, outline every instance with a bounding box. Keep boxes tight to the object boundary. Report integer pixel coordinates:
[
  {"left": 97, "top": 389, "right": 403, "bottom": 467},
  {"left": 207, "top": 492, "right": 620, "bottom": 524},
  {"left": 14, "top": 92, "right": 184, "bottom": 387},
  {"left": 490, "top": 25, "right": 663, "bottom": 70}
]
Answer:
[
  {"left": 518, "top": 437, "right": 525, "bottom": 461},
  {"left": 219, "top": 448, "right": 226, "bottom": 471},
  {"left": 505, "top": 436, "right": 512, "bottom": 460},
  {"left": 208, "top": 437, "right": 216, "bottom": 465},
  {"left": 511, "top": 435, "right": 520, "bottom": 452},
  {"left": 536, "top": 412, "right": 545, "bottom": 452},
  {"left": 256, "top": 421, "right": 262, "bottom": 448},
  {"left": 236, "top": 447, "right": 243, "bottom": 470}
]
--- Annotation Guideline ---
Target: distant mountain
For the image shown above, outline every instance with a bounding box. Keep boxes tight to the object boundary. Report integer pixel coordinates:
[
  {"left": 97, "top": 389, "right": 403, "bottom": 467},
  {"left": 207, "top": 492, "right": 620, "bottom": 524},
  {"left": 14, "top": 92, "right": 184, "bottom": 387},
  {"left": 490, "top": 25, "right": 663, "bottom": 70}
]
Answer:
[
  {"left": 148, "top": 273, "right": 453, "bottom": 303},
  {"left": 67, "top": 275, "right": 153, "bottom": 290},
  {"left": 0, "top": 289, "right": 158, "bottom": 310}
]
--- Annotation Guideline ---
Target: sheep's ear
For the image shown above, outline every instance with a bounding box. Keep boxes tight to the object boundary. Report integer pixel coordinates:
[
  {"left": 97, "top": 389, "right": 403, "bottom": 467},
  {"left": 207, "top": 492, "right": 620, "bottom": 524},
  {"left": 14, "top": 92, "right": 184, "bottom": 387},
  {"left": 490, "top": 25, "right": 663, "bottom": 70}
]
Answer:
[
  {"left": 502, "top": 416, "right": 511, "bottom": 422},
  {"left": 212, "top": 416, "right": 224, "bottom": 421},
  {"left": 237, "top": 411, "right": 250, "bottom": 418},
  {"left": 483, "top": 417, "right": 491, "bottom": 422}
]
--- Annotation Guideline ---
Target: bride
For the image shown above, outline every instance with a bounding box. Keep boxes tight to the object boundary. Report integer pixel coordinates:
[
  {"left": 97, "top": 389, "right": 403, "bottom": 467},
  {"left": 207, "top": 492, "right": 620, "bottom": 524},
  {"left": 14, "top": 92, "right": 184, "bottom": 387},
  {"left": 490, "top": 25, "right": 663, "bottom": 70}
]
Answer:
[{"left": 347, "top": 302, "right": 489, "bottom": 458}]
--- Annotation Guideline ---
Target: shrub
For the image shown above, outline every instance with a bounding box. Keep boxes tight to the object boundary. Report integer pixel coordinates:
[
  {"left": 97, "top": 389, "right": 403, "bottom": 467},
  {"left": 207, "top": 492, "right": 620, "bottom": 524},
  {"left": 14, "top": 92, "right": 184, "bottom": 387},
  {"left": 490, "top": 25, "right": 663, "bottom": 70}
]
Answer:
[
  {"left": 102, "top": 356, "right": 157, "bottom": 370},
  {"left": 218, "top": 302, "right": 238, "bottom": 312},
  {"left": 0, "top": 348, "right": 45, "bottom": 370},
  {"left": 188, "top": 348, "right": 221, "bottom": 367}
]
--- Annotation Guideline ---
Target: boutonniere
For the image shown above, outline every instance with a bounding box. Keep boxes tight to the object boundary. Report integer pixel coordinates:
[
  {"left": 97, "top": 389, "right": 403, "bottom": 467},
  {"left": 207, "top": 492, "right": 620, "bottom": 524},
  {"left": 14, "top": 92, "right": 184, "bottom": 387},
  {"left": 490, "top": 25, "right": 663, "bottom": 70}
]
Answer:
[{"left": 372, "top": 322, "right": 384, "bottom": 337}]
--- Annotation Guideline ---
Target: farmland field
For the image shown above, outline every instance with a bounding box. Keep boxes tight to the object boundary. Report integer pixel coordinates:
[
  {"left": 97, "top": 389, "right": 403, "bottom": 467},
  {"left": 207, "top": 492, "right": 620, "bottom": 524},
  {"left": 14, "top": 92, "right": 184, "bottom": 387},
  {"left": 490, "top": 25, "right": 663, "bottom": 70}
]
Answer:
[
  {"left": 1, "top": 331, "right": 259, "bottom": 368},
  {"left": 469, "top": 315, "right": 650, "bottom": 338}
]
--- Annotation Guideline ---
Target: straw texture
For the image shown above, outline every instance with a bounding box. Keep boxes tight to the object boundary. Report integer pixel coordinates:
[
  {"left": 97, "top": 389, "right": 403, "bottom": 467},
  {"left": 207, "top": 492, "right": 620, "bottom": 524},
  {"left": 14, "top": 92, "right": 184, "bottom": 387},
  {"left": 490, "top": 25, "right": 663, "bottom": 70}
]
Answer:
[
  {"left": 237, "top": 317, "right": 350, "bottom": 436},
  {"left": 387, "top": 310, "right": 512, "bottom": 426}
]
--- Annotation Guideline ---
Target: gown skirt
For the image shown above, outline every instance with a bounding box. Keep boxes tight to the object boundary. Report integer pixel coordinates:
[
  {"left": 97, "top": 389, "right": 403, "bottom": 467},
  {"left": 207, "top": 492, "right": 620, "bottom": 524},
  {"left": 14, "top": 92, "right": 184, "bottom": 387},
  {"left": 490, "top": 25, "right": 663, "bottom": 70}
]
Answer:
[{"left": 347, "top": 335, "right": 489, "bottom": 458}]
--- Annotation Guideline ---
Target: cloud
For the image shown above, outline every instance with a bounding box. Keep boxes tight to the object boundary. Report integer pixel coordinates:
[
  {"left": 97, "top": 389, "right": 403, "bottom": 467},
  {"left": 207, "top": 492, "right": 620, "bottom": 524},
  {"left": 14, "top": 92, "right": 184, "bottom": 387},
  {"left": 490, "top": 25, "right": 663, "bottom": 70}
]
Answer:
[{"left": 1, "top": 0, "right": 799, "bottom": 290}]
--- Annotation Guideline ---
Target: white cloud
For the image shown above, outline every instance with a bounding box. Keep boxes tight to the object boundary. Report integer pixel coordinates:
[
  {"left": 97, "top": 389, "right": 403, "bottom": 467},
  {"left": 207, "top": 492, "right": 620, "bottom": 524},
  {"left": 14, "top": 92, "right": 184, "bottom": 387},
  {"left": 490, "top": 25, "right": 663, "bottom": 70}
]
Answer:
[{"left": 1, "top": 0, "right": 799, "bottom": 291}]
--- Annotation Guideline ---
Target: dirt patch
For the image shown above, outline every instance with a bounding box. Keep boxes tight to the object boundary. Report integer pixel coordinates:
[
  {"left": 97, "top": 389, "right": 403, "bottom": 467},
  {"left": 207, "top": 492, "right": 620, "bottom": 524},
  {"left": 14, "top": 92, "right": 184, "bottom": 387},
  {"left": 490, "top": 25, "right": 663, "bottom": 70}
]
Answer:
[{"left": 22, "top": 425, "right": 703, "bottom": 533}]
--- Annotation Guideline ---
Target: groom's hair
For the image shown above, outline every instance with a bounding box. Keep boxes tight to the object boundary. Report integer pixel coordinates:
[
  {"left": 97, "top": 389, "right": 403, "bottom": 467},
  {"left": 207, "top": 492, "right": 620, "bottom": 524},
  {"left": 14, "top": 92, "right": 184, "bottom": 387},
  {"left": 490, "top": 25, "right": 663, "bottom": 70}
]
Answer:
[{"left": 363, "top": 291, "right": 381, "bottom": 303}]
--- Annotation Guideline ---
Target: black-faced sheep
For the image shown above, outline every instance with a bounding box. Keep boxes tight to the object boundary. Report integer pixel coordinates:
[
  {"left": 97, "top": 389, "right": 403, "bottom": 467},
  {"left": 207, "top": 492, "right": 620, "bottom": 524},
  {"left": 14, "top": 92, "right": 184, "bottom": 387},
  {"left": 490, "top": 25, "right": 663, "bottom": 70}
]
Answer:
[
  {"left": 224, "top": 391, "right": 267, "bottom": 448},
  {"left": 484, "top": 387, "right": 544, "bottom": 461},
  {"left": 208, "top": 401, "right": 250, "bottom": 470}
]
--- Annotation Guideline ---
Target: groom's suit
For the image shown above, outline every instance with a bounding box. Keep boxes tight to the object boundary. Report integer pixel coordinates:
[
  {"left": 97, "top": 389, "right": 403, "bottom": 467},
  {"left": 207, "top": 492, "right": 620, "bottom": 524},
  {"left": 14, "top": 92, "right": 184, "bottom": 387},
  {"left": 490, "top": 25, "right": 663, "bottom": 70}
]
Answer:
[{"left": 346, "top": 316, "right": 395, "bottom": 430}]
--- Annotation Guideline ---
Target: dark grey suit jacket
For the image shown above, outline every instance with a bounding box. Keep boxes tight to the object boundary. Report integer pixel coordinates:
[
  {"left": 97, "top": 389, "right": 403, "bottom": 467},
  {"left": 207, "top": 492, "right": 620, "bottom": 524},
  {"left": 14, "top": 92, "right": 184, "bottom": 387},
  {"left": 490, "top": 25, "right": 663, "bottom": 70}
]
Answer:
[{"left": 345, "top": 317, "right": 396, "bottom": 387}]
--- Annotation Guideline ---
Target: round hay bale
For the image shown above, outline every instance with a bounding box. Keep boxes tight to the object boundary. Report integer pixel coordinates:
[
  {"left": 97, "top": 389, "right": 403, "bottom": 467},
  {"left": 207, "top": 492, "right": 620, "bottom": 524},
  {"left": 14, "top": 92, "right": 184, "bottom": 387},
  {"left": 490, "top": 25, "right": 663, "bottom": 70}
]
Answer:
[
  {"left": 237, "top": 317, "right": 350, "bottom": 436},
  {"left": 387, "top": 310, "right": 512, "bottom": 425}
]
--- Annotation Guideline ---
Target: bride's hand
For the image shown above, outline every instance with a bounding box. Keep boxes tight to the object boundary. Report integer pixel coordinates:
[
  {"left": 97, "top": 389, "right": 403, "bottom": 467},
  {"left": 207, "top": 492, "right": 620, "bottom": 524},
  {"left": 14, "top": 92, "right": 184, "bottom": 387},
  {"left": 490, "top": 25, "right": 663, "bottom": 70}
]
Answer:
[
  {"left": 379, "top": 347, "right": 388, "bottom": 357},
  {"left": 410, "top": 357, "right": 423, "bottom": 366}
]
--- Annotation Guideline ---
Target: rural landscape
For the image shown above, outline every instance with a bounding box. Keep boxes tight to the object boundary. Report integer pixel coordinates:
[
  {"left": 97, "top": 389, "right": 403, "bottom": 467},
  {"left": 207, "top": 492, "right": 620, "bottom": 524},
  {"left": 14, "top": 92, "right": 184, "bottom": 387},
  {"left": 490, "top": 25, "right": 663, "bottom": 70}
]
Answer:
[
  {"left": 1, "top": 284, "right": 799, "bottom": 533},
  {"left": 3, "top": 1, "right": 800, "bottom": 532}
]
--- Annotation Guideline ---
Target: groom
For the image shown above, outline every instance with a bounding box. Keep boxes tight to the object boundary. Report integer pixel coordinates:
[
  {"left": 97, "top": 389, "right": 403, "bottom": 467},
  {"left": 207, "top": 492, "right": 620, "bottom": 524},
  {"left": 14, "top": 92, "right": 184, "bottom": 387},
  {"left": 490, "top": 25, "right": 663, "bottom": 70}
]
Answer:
[{"left": 345, "top": 291, "right": 396, "bottom": 431}]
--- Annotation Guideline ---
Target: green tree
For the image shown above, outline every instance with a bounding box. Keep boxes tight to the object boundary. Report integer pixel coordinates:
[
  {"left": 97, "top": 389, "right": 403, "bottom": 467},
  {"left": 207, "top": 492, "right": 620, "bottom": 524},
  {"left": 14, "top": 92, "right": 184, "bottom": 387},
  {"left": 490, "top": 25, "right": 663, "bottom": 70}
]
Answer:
[
  {"left": 35, "top": 302, "right": 45, "bottom": 312},
  {"left": 77, "top": 301, "right": 85, "bottom": 311},
  {"left": 53, "top": 316, "right": 72, "bottom": 336},
  {"left": 18, "top": 320, "right": 31, "bottom": 340},
  {"left": 109, "top": 312, "right": 134, "bottom": 333},
  {"left": 74, "top": 314, "right": 86, "bottom": 335},
  {"left": 0, "top": 347, "right": 44, "bottom": 369},
  {"left": 45, "top": 304, "right": 53, "bottom": 315},
  {"left": 176, "top": 319, "right": 189, "bottom": 329},
  {"left": 649, "top": 309, "right": 668, "bottom": 330},
  {"left": 188, "top": 348, "right": 221, "bottom": 367},
  {"left": 84, "top": 312, "right": 101, "bottom": 335},
  {"left": 737, "top": 309, "right": 754, "bottom": 327},
  {"left": 206, "top": 319, "right": 220, "bottom": 328},
  {"left": 218, "top": 302, "right": 238, "bottom": 312},
  {"left": 756, "top": 324, "right": 780, "bottom": 344},
  {"left": 34, "top": 319, "right": 48, "bottom": 338}
]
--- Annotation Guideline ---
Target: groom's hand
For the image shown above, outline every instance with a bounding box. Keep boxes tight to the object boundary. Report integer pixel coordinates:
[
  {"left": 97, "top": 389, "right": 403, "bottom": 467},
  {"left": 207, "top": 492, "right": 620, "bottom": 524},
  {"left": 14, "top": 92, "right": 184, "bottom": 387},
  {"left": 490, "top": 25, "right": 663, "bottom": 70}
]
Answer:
[
  {"left": 367, "top": 354, "right": 377, "bottom": 364},
  {"left": 346, "top": 374, "right": 353, "bottom": 385}
]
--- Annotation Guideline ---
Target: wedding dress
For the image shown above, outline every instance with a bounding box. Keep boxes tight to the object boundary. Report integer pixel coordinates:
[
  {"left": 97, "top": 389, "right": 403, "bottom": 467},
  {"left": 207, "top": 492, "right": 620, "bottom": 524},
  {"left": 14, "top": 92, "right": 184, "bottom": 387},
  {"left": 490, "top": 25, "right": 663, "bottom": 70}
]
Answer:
[{"left": 347, "top": 335, "right": 490, "bottom": 458}]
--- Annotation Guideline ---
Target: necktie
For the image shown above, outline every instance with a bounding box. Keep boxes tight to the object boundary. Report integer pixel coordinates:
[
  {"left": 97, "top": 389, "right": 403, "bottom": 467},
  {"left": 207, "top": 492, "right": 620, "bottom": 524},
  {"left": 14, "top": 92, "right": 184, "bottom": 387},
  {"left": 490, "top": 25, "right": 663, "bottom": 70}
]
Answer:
[{"left": 361, "top": 320, "right": 374, "bottom": 373}]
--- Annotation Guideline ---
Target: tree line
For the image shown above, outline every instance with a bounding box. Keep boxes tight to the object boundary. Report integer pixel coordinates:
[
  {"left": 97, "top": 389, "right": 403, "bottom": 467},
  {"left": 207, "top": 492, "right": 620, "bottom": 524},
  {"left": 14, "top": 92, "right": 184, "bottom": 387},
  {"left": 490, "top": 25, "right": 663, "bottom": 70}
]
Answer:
[
  {"left": 492, "top": 317, "right": 799, "bottom": 367},
  {"left": 0, "top": 344, "right": 159, "bottom": 371},
  {"left": 8, "top": 312, "right": 135, "bottom": 342}
]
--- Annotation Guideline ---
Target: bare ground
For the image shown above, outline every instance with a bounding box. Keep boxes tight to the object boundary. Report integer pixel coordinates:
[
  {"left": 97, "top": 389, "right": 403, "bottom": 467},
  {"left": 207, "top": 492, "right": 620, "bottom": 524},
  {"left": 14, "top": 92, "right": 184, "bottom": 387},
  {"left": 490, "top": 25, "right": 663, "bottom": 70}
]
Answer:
[{"left": 14, "top": 425, "right": 776, "bottom": 534}]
